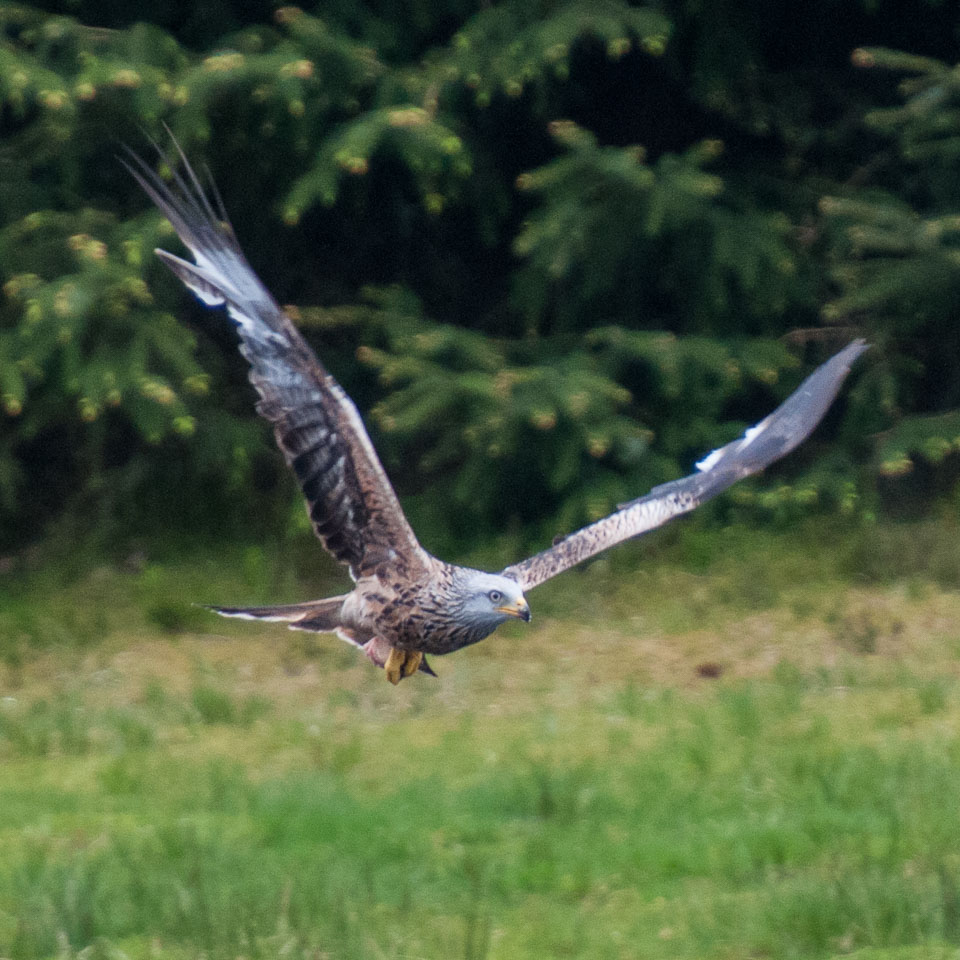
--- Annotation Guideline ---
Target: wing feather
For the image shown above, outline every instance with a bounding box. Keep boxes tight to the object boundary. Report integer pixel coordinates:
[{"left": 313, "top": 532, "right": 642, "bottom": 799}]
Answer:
[
  {"left": 124, "top": 142, "right": 430, "bottom": 581},
  {"left": 502, "top": 339, "right": 868, "bottom": 591}
]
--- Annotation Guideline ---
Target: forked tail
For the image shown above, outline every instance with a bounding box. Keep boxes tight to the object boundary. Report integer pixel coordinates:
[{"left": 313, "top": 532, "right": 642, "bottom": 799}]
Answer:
[
  {"left": 205, "top": 594, "right": 437, "bottom": 676},
  {"left": 205, "top": 595, "right": 347, "bottom": 632}
]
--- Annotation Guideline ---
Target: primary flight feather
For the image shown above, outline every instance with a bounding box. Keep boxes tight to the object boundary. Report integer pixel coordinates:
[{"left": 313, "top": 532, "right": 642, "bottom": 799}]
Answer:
[{"left": 125, "top": 139, "right": 867, "bottom": 684}]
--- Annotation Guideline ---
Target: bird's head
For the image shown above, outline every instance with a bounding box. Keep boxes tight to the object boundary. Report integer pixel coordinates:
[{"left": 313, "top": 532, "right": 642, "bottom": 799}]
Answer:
[{"left": 454, "top": 569, "right": 531, "bottom": 633}]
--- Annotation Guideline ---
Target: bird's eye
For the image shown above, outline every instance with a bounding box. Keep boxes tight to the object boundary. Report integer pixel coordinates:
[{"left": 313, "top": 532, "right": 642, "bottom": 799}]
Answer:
[{"left": 488, "top": 590, "right": 503, "bottom": 604}]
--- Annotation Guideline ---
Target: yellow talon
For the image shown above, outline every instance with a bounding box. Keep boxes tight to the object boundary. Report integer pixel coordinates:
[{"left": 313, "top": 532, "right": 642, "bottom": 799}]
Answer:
[
  {"left": 384, "top": 647, "right": 422, "bottom": 685},
  {"left": 403, "top": 650, "right": 423, "bottom": 677},
  {"left": 385, "top": 648, "right": 404, "bottom": 685}
]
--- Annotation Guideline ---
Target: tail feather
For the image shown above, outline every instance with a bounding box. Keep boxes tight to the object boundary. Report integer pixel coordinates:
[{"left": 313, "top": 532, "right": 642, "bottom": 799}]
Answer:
[
  {"left": 205, "top": 595, "right": 347, "bottom": 631},
  {"left": 204, "top": 595, "right": 438, "bottom": 676}
]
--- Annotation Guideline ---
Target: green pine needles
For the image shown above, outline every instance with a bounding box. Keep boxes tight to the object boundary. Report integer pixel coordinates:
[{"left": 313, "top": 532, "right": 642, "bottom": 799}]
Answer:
[{"left": 0, "top": 1, "right": 955, "bottom": 552}]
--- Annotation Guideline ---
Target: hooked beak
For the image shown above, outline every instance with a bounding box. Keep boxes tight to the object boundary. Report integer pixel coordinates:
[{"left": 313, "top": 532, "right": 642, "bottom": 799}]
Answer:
[{"left": 497, "top": 598, "right": 531, "bottom": 622}]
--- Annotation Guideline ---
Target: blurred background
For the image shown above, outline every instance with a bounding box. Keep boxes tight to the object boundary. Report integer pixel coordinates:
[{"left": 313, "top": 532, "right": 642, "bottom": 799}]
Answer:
[{"left": 4, "top": 1, "right": 960, "bottom": 958}]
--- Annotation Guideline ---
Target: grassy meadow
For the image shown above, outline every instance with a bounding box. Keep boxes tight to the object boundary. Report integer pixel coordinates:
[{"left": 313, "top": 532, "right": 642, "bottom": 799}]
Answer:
[{"left": 3, "top": 519, "right": 960, "bottom": 959}]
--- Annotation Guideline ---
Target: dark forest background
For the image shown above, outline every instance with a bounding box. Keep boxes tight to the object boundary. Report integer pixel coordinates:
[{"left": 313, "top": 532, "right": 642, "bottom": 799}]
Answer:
[{"left": 3, "top": 0, "right": 960, "bottom": 558}]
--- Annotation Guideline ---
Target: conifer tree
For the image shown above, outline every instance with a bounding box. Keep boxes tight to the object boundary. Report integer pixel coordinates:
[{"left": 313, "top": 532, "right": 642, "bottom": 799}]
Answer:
[
  {"left": 1, "top": 1, "right": 955, "bottom": 552},
  {"left": 822, "top": 47, "right": 960, "bottom": 485}
]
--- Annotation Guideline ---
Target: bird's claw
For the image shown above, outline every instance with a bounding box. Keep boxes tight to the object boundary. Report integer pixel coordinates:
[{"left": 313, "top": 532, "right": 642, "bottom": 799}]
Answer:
[{"left": 384, "top": 648, "right": 423, "bottom": 685}]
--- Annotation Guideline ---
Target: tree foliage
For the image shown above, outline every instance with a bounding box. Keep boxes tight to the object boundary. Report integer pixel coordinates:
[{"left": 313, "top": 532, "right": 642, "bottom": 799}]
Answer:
[
  {"left": 822, "top": 45, "right": 960, "bottom": 483},
  {"left": 0, "top": 0, "right": 957, "bottom": 552}
]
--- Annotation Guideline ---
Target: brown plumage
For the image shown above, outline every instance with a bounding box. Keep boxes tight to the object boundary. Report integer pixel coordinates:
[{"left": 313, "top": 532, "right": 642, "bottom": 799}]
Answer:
[{"left": 124, "top": 138, "right": 867, "bottom": 684}]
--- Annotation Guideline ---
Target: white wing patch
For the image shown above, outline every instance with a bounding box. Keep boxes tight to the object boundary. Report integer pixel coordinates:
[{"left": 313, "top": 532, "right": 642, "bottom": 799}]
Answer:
[
  {"left": 696, "top": 413, "right": 773, "bottom": 472},
  {"left": 695, "top": 446, "right": 724, "bottom": 472}
]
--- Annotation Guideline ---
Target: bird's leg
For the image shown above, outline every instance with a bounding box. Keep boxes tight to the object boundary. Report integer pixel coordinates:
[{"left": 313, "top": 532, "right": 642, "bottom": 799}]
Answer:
[
  {"left": 384, "top": 647, "right": 423, "bottom": 685},
  {"left": 361, "top": 636, "right": 390, "bottom": 668}
]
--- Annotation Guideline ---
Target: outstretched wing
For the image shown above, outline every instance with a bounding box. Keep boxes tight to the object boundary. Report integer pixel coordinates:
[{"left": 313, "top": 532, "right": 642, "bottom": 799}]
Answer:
[
  {"left": 124, "top": 140, "right": 431, "bottom": 582},
  {"left": 502, "top": 340, "right": 868, "bottom": 591}
]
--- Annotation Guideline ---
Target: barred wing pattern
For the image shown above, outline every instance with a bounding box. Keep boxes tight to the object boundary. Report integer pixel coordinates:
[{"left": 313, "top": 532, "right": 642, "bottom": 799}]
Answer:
[
  {"left": 123, "top": 145, "right": 430, "bottom": 582},
  {"left": 502, "top": 339, "right": 868, "bottom": 592}
]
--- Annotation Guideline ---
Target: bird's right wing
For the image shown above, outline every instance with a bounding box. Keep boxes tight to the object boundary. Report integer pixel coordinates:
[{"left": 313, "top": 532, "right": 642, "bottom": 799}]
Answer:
[
  {"left": 124, "top": 140, "right": 431, "bottom": 582},
  {"left": 502, "top": 340, "right": 868, "bottom": 592}
]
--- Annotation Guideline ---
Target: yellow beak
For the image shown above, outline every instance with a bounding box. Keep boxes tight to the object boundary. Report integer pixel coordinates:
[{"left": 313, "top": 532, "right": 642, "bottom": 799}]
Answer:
[{"left": 497, "top": 598, "right": 531, "bottom": 622}]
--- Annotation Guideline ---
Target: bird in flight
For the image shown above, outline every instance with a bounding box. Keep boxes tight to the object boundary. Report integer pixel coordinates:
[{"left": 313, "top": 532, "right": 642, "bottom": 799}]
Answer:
[{"left": 124, "top": 139, "right": 867, "bottom": 684}]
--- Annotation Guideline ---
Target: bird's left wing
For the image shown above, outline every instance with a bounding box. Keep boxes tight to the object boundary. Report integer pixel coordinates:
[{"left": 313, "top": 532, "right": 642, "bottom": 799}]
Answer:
[
  {"left": 502, "top": 339, "right": 867, "bottom": 592},
  {"left": 123, "top": 140, "right": 432, "bottom": 582}
]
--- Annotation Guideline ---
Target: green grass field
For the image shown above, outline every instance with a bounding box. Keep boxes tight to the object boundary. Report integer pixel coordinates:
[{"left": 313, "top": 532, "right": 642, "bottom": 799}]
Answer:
[{"left": 4, "top": 519, "right": 960, "bottom": 959}]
